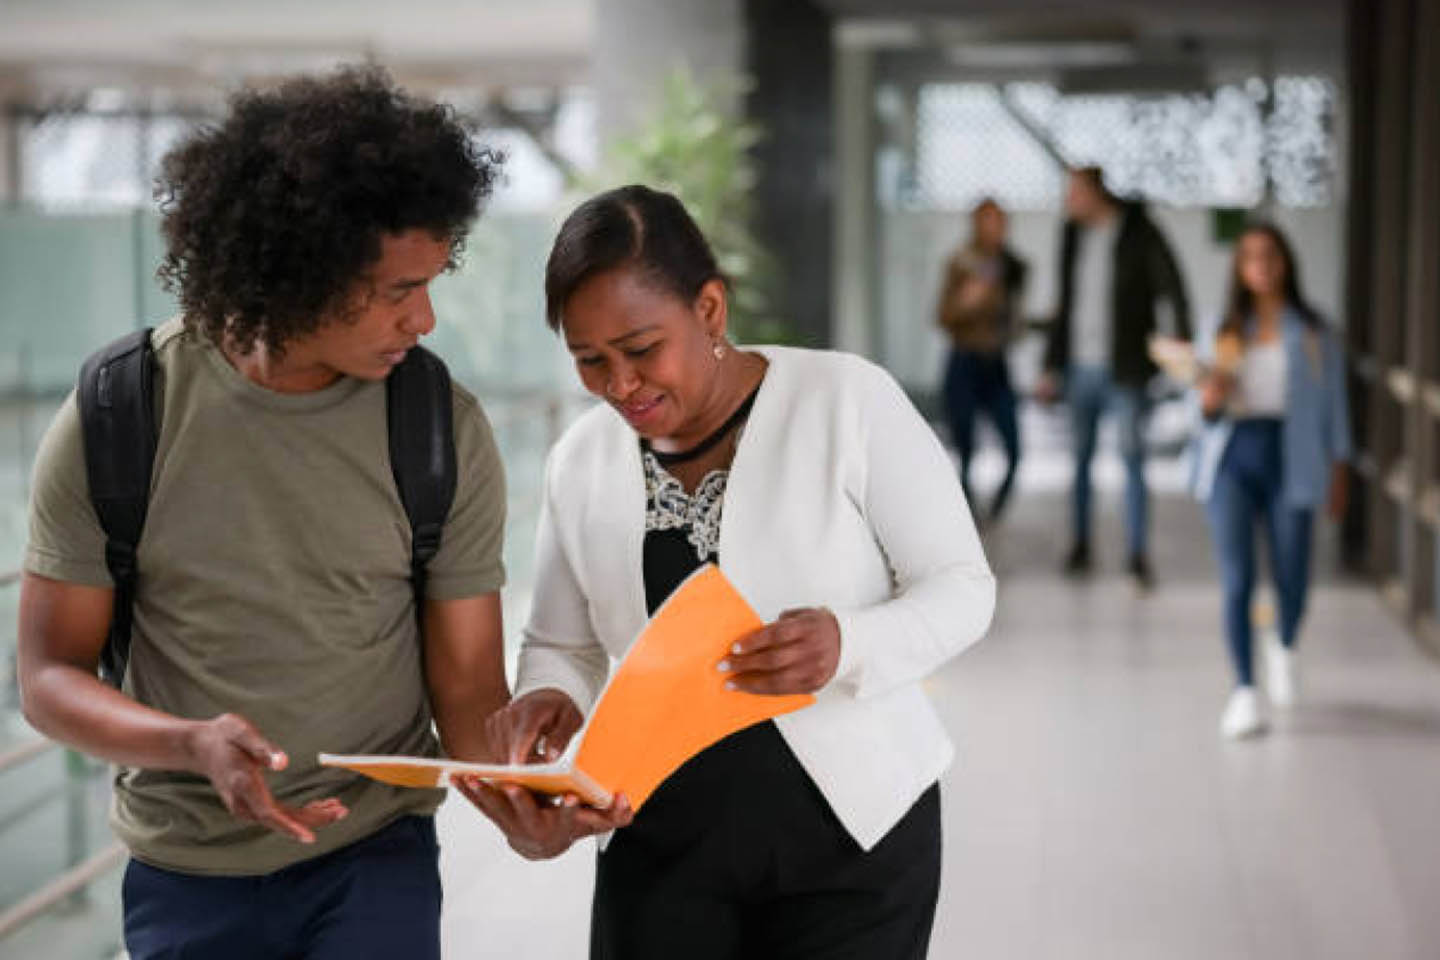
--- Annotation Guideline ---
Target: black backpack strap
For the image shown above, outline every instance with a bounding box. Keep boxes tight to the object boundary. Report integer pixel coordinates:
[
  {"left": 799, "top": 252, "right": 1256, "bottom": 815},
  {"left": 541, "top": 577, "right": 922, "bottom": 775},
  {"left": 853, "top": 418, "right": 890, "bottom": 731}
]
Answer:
[
  {"left": 386, "top": 346, "right": 457, "bottom": 620},
  {"left": 76, "top": 327, "right": 156, "bottom": 688}
]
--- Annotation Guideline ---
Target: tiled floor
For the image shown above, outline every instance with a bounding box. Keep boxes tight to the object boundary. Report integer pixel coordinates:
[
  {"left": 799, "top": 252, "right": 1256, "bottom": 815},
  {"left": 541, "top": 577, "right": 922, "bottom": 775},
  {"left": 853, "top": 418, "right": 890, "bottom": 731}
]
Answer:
[
  {"left": 437, "top": 489, "right": 1440, "bottom": 960},
  {"left": 4, "top": 428, "right": 1438, "bottom": 959}
]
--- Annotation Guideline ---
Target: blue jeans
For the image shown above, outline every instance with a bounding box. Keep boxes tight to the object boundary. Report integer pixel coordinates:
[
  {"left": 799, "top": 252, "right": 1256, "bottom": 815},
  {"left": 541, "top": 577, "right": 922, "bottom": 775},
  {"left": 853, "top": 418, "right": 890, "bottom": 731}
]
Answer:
[
  {"left": 123, "top": 816, "right": 442, "bottom": 960},
  {"left": 943, "top": 349, "right": 1020, "bottom": 519},
  {"left": 1204, "top": 420, "right": 1314, "bottom": 688},
  {"left": 1067, "top": 365, "right": 1148, "bottom": 556}
]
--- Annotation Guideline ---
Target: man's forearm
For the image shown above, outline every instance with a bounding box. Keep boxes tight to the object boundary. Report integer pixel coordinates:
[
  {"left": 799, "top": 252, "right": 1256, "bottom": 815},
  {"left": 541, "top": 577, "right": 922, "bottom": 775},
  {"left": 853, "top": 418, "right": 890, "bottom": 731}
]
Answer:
[
  {"left": 21, "top": 661, "right": 205, "bottom": 773},
  {"left": 422, "top": 592, "right": 511, "bottom": 762},
  {"left": 431, "top": 681, "right": 509, "bottom": 762}
]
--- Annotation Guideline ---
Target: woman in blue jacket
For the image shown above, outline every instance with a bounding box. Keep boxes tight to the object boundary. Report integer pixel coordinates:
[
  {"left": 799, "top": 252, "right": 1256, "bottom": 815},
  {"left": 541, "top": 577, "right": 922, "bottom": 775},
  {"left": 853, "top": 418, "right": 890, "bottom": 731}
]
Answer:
[{"left": 1192, "top": 222, "right": 1351, "bottom": 740}]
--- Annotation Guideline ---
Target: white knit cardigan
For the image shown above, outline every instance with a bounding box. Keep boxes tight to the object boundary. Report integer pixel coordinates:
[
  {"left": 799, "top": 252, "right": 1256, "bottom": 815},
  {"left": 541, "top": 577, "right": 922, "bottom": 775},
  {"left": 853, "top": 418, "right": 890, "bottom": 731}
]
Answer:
[{"left": 515, "top": 346, "right": 996, "bottom": 849}]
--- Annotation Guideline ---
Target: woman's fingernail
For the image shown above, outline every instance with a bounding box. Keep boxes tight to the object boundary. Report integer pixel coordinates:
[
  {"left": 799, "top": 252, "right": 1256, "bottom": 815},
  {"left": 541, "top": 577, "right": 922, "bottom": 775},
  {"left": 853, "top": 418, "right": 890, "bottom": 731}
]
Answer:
[
  {"left": 717, "top": 660, "right": 731, "bottom": 672},
  {"left": 731, "top": 643, "right": 743, "bottom": 655},
  {"left": 724, "top": 681, "right": 737, "bottom": 691}
]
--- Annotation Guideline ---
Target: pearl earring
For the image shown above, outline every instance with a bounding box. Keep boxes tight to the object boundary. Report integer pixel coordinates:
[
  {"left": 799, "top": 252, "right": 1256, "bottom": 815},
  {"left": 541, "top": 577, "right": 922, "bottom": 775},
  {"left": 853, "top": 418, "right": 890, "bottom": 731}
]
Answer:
[{"left": 713, "top": 340, "right": 727, "bottom": 361}]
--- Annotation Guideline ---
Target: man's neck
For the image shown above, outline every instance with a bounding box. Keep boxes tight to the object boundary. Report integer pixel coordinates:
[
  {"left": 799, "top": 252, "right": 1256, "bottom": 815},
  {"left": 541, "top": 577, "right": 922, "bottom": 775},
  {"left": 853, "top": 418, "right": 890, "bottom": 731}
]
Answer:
[
  {"left": 222, "top": 339, "right": 340, "bottom": 393},
  {"left": 1089, "top": 204, "right": 1119, "bottom": 228}
]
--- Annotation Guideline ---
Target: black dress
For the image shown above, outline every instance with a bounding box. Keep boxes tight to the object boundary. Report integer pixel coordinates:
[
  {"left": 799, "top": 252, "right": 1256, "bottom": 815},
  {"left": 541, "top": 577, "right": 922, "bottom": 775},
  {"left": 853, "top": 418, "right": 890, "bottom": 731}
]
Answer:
[{"left": 590, "top": 411, "right": 943, "bottom": 960}]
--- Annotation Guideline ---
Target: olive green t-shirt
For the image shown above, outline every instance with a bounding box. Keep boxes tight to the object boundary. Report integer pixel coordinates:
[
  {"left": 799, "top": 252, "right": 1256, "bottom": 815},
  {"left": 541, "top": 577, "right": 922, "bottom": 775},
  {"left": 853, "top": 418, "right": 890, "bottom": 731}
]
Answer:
[{"left": 24, "top": 318, "right": 506, "bottom": 875}]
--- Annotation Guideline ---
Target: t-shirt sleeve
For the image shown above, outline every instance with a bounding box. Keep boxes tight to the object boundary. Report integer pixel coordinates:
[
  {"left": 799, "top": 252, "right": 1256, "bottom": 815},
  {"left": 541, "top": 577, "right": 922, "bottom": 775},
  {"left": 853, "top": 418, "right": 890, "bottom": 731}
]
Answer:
[
  {"left": 424, "top": 388, "right": 507, "bottom": 600},
  {"left": 25, "top": 392, "right": 113, "bottom": 587}
]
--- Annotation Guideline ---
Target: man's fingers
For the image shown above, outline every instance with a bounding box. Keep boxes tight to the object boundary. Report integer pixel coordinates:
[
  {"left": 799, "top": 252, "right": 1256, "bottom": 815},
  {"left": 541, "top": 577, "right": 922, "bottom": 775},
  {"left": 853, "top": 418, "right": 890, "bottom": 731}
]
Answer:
[
  {"left": 220, "top": 715, "right": 286, "bottom": 770},
  {"left": 290, "top": 798, "right": 349, "bottom": 829},
  {"left": 230, "top": 768, "right": 314, "bottom": 843},
  {"left": 252, "top": 796, "right": 316, "bottom": 844}
]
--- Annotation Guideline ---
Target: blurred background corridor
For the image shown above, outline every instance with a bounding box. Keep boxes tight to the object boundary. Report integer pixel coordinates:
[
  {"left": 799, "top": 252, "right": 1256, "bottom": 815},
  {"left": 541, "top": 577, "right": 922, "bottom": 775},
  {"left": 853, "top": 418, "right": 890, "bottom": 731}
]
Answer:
[{"left": 1, "top": 0, "right": 1437, "bottom": 957}]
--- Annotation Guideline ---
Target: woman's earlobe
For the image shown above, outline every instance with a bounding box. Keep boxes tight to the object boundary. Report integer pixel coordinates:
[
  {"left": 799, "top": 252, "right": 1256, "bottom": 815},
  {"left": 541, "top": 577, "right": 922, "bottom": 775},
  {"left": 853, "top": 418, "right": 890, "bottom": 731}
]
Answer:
[{"left": 697, "top": 279, "right": 729, "bottom": 336}]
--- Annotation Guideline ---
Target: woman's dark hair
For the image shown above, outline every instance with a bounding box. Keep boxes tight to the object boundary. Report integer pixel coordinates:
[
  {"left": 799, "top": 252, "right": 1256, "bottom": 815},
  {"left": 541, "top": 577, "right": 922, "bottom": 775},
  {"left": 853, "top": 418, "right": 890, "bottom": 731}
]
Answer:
[
  {"left": 1221, "top": 221, "right": 1321, "bottom": 337},
  {"left": 156, "top": 64, "right": 501, "bottom": 356},
  {"left": 970, "top": 195, "right": 1003, "bottom": 224},
  {"left": 969, "top": 196, "right": 1004, "bottom": 245},
  {"left": 544, "top": 185, "right": 723, "bottom": 331}
]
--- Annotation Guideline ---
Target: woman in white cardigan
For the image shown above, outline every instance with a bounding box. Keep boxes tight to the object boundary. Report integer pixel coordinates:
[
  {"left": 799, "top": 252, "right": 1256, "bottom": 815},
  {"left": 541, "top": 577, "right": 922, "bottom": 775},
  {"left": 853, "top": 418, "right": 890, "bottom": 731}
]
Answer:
[{"left": 457, "top": 185, "right": 995, "bottom": 958}]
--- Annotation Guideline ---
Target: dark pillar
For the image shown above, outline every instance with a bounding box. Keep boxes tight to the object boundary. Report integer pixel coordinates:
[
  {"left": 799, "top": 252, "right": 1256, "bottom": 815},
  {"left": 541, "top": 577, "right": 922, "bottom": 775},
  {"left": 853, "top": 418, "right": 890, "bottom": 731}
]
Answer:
[
  {"left": 743, "top": 0, "right": 835, "bottom": 347},
  {"left": 1402, "top": 0, "right": 1440, "bottom": 647},
  {"left": 1363, "top": 0, "right": 1414, "bottom": 585},
  {"left": 1341, "top": 0, "right": 1378, "bottom": 566}
]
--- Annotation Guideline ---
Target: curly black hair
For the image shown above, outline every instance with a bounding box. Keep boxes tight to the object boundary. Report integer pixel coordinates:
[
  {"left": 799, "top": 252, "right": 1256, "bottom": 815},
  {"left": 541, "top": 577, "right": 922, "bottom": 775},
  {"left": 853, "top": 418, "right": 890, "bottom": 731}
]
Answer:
[{"left": 156, "top": 65, "right": 501, "bottom": 356}]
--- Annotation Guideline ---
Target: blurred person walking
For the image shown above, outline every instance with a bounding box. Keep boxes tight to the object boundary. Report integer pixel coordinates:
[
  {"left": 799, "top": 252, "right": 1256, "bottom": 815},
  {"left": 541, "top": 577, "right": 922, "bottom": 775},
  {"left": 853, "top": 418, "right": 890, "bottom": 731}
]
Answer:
[
  {"left": 1192, "top": 223, "right": 1351, "bottom": 739},
  {"left": 936, "top": 198, "right": 1028, "bottom": 524},
  {"left": 1036, "top": 167, "right": 1191, "bottom": 587}
]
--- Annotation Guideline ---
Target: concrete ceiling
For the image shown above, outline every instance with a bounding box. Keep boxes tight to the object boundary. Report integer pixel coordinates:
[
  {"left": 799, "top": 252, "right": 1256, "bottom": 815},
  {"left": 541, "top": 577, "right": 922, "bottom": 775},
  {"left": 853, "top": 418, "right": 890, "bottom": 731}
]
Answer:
[
  {"left": 0, "top": 0, "right": 594, "bottom": 94},
  {"left": 820, "top": 0, "right": 1345, "bottom": 86},
  {"left": 0, "top": 0, "right": 1346, "bottom": 98},
  {"left": 816, "top": 0, "right": 1343, "bottom": 31}
]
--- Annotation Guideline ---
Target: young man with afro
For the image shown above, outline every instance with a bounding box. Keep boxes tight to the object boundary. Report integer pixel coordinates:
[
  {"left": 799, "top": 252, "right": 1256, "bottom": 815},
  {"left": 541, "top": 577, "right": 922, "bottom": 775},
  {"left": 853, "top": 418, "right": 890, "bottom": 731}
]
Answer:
[{"left": 18, "top": 66, "right": 510, "bottom": 959}]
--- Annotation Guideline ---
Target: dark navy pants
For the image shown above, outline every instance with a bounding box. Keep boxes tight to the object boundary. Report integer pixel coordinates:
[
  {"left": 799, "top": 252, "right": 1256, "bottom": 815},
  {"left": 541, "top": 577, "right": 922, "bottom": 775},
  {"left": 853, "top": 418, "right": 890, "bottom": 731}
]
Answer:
[
  {"left": 943, "top": 348, "right": 1021, "bottom": 521},
  {"left": 1205, "top": 419, "right": 1315, "bottom": 687},
  {"left": 123, "top": 815, "right": 441, "bottom": 960}
]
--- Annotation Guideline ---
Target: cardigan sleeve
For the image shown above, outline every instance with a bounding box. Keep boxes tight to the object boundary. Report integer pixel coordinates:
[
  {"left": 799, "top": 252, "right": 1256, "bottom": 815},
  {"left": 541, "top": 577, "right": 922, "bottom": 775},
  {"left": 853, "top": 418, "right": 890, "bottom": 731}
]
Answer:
[
  {"left": 1325, "top": 330, "right": 1352, "bottom": 463},
  {"left": 514, "top": 450, "right": 612, "bottom": 713},
  {"left": 826, "top": 360, "right": 997, "bottom": 700}
]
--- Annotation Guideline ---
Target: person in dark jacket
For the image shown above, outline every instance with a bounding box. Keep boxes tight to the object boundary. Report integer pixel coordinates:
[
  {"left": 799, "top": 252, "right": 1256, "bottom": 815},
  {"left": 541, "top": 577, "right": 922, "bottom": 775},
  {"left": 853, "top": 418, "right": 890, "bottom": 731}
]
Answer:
[
  {"left": 936, "top": 198, "right": 1028, "bottom": 523},
  {"left": 1035, "top": 166, "right": 1191, "bottom": 587}
]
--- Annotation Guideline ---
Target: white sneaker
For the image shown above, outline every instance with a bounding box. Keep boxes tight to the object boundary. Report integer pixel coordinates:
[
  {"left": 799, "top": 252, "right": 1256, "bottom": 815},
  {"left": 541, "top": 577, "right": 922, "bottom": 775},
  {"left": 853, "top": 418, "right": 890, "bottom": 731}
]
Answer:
[
  {"left": 1220, "top": 686, "right": 1267, "bottom": 740},
  {"left": 1263, "top": 631, "right": 1298, "bottom": 708}
]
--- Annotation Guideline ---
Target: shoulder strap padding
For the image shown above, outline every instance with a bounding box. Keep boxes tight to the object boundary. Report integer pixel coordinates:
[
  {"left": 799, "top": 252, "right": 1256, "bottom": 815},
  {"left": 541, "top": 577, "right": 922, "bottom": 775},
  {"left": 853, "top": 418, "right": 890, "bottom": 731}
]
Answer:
[
  {"left": 386, "top": 346, "right": 458, "bottom": 603},
  {"left": 76, "top": 327, "right": 156, "bottom": 687}
]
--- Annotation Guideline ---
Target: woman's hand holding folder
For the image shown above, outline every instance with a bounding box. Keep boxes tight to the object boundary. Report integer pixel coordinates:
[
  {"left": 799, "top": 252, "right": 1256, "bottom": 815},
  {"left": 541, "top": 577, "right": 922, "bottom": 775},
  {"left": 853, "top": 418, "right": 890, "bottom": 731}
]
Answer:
[
  {"left": 453, "top": 687, "right": 633, "bottom": 860},
  {"left": 486, "top": 688, "right": 585, "bottom": 765}
]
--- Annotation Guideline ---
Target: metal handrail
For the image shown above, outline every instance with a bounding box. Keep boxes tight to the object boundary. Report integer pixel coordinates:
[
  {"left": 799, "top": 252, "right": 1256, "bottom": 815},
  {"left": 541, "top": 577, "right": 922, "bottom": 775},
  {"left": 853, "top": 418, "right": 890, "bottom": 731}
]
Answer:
[
  {"left": 0, "top": 842, "right": 126, "bottom": 941},
  {"left": 0, "top": 737, "right": 56, "bottom": 776},
  {"left": 0, "top": 388, "right": 582, "bottom": 942},
  {"left": 0, "top": 738, "right": 113, "bottom": 943}
]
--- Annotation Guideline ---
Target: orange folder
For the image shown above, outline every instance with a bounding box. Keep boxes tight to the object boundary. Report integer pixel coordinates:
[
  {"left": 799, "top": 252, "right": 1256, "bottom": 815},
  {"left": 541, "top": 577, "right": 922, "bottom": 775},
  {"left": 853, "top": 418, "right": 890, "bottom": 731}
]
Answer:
[{"left": 320, "top": 565, "right": 815, "bottom": 811}]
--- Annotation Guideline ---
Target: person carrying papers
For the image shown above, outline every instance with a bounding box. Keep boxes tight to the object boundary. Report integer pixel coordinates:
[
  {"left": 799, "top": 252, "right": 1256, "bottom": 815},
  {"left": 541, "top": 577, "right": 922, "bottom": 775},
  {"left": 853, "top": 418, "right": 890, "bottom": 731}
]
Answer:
[
  {"left": 1189, "top": 222, "right": 1351, "bottom": 740},
  {"left": 459, "top": 185, "right": 996, "bottom": 959},
  {"left": 321, "top": 564, "right": 813, "bottom": 809}
]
